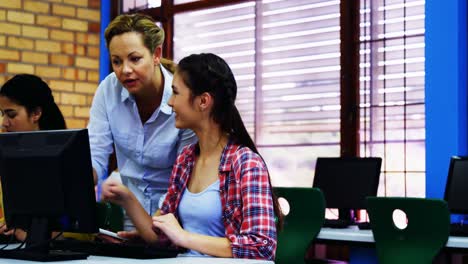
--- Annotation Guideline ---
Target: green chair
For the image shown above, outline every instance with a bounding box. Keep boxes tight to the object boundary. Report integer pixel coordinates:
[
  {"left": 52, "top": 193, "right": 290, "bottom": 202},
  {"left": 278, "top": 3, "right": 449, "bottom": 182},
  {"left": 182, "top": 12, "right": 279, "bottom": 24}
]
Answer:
[
  {"left": 274, "top": 187, "right": 345, "bottom": 264},
  {"left": 96, "top": 202, "right": 124, "bottom": 232},
  {"left": 366, "top": 197, "right": 450, "bottom": 264}
]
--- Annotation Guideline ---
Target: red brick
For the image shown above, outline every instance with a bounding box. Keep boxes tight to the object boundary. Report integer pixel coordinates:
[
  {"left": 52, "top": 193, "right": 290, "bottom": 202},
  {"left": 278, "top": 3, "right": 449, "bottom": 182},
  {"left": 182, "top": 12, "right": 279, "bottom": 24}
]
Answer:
[
  {"left": 88, "top": 0, "right": 100, "bottom": 9},
  {"left": 88, "top": 22, "right": 100, "bottom": 33}
]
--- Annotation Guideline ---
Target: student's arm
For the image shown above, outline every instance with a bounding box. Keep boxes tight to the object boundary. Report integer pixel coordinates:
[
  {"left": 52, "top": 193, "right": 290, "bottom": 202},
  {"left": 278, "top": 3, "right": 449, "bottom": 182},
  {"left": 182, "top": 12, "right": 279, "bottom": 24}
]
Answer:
[
  {"left": 101, "top": 180, "right": 159, "bottom": 243},
  {"left": 227, "top": 152, "right": 277, "bottom": 260},
  {"left": 153, "top": 214, "right": 232, "bottom": 257}
]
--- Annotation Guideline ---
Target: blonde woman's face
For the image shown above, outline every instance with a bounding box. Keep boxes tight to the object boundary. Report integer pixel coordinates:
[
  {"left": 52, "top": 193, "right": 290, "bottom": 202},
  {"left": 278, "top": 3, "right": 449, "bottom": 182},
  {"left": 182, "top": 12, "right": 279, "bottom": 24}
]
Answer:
[
  {"left": 0, "top": 96, "right": 39, "bottom": 132},
  {"left": 109, "top": 32, "right": 161, "bottom": 96}
]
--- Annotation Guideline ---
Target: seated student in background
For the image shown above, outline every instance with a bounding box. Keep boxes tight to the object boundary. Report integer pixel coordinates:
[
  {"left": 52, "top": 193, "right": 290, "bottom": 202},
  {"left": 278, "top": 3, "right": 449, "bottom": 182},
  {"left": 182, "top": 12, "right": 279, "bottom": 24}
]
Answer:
[
  {"left": 88, "top": 13, "right": 197, "bottom": 230},
  {"left": 0, "top": 74, "right": 67, "bottom": 241},
  {"left": 101, "top": 53, "right": 281, "bottom": 260}
]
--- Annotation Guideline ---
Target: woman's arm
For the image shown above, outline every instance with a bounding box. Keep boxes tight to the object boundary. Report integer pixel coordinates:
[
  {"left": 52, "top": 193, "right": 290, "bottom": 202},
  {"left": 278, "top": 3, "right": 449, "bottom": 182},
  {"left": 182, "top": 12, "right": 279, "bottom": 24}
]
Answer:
[
  {"left": 88, "top": 79, "right": 114, "bottom": 185},
  {"left": 153, "top": 213, "right": 233, "bottom": 257},
  {"left": 101, "top": 179, "right": 159, "bottom": 243},
  {"left": 227, "top": 153, "right": 277, "bottom": 260}
]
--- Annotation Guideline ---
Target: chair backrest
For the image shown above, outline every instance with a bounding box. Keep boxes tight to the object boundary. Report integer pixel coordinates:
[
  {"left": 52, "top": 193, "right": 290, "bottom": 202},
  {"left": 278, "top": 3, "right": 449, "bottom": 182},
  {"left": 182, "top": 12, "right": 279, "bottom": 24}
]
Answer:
[
  {"left": 367, "top": 197, "right": 450, "bottom": 264},
  {"left": 96, "top": 202, "right": 124, "bottom": 232},
  {"left": 274, "top": 187, "right": 325, "bottom": 264}
]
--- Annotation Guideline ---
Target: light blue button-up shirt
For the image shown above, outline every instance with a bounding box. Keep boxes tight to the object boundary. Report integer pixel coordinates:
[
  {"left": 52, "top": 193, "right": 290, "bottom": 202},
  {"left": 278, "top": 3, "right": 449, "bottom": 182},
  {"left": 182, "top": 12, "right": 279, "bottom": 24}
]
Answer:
[{"left": 88, "top": 65, "right": 197, "bottom": 229}]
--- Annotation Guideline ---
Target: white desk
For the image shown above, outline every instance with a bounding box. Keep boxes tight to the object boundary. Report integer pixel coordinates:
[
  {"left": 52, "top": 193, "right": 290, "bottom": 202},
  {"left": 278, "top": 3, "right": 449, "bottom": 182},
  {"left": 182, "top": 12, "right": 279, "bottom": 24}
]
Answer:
[
  {"left": 0, "top": 256, "right": 273, "bottom": 264},
  {"left": 0, "top": 244, "right": 273, "bottom": 264},
  {"left": 317, "top": 226, "right": 468, "bottom": 249}
]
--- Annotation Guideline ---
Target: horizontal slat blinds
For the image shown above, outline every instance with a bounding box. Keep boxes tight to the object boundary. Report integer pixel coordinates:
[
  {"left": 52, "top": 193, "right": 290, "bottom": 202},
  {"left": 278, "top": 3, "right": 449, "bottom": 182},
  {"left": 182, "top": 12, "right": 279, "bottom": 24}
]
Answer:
[
  {"left": 173, "top": 1, "right": 341, "bottom": 186},
  {"left": 360, "top": 0, "right": 425, "bottom": 197}
]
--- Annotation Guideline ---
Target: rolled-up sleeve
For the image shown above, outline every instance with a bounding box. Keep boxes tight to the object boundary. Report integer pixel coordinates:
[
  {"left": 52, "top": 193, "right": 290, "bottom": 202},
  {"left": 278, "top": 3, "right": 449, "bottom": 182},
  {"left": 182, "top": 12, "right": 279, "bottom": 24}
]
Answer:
[
  {"left": 88, "top": 78, "right": 114, "bottom": 184},
  {"left": 228, "top": 160, "right": 277, "bottom": 260}
]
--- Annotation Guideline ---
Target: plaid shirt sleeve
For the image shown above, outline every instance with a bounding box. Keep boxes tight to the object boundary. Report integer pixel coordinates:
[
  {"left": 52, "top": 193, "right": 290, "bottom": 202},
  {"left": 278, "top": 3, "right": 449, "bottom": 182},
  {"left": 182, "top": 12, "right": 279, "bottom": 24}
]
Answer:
[{"left": 227, "top": 150, "right": 277, "bottom": 260}]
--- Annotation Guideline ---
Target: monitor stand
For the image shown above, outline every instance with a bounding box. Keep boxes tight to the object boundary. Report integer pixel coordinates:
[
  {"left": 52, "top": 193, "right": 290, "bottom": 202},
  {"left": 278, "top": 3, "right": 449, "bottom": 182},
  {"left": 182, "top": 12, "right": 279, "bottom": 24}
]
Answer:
[
  {"left": 323, "top": 208, "right": 354, "bottom": 228},
  {"left": 0, "top": 217, "right": 89, "bottom": 262},
  {"left": 338, "top": 208, "right": 354, "bottom": 224}
]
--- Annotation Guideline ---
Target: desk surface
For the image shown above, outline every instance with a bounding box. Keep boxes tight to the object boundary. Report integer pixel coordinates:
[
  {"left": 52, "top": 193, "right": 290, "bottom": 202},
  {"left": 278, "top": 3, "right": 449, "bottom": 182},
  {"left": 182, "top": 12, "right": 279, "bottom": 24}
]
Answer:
[
  {"left": 317, "top": 226, "right": 468, "bottom": 249},
  {"left": 0, "top": 256, "right": 273, "bottom": 264},
  {"left": 0, "top": 244, "right": 273, "bottom": 264}
]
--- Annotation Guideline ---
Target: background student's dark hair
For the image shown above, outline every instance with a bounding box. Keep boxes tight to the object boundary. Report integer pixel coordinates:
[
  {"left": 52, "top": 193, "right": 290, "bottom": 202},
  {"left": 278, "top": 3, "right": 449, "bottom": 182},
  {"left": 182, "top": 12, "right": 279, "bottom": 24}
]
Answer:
[
  {"left": 176, "top": 53, "right": 283, "bottom": 228},
  {"left": 0, "top": 74, "right": 66, "bottom": 130}
]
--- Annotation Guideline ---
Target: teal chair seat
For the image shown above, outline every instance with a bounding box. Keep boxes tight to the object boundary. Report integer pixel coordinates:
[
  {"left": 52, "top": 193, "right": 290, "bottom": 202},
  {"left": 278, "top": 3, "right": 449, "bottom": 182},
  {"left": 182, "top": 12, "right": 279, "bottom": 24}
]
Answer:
[{"left": 366, "top": 197, "right": 450, "bottom": 264}]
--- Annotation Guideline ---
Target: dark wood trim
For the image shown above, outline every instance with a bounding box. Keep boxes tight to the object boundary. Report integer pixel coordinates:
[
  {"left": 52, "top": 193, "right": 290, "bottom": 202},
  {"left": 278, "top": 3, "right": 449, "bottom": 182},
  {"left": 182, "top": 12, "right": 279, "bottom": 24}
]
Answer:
[
  {"left": 253, "top": 0, "right": 263, "bottom": 142},
  {"left": 129, "top": 7, "right": 163, "bottom": 21},
  {"left": 340, "top": 0, "right": 360, "bottom": 157},
  {"left": 161, "top": 0, "right": 174, "bottom": 59},
  {"left": 173, "top": 0, "right": 250, "bottom": 14},
  {"left": 111, "top": 0, "right": 120, "bottom": 20}
]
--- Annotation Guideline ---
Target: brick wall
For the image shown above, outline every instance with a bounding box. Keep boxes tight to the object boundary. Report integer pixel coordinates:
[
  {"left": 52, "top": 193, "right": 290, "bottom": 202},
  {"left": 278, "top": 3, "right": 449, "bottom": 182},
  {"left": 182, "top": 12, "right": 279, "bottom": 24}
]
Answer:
[{"left": 0, "top": 0, "right": 101, "bottom": 128}]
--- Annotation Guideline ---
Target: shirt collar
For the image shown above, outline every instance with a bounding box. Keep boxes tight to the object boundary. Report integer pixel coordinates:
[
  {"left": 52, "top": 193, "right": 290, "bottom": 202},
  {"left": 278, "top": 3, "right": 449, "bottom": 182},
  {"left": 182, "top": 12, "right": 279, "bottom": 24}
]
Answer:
[
  {"left": 120, "top": 65, "right": 174, "bottom": 115},
  {"left": 159, "top": 65, "right": 173, "bottom": 115}
]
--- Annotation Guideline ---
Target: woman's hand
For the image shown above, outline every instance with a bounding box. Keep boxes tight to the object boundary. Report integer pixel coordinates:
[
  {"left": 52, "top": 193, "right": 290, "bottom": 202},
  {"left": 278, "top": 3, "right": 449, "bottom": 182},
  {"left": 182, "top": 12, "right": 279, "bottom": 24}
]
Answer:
[
  {"left": 152, "top": 213, "right": 187, "bottom": 247},
  {"left": 100, "top": 179, "right": 132, "bottom": 207}
]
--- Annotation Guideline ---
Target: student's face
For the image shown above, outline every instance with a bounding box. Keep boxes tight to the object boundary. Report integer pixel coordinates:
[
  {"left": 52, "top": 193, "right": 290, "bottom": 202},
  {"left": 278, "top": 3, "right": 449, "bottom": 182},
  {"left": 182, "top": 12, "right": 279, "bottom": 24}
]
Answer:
[
  {"left": 0, "top": 96, "right": 40, "bottom": 132},
  {"left": 168, "top": 73, "right": 200, "bottom": 129},
  {"left": 108, "top": 32, "right": 161, "bottom": 96}
]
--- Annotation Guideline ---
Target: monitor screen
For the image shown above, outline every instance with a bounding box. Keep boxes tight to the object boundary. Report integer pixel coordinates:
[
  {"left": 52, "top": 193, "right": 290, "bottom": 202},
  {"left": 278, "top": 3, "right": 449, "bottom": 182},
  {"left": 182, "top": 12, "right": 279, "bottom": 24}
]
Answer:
[
  {"left": 444, "top": 156, "right": 468, "bottom": 214},
  {"left": 313, "top": 157, "right": 382, "bottom": 211},
  {"left": 0, "top": 129, "right": 98, "bottom": 261}
]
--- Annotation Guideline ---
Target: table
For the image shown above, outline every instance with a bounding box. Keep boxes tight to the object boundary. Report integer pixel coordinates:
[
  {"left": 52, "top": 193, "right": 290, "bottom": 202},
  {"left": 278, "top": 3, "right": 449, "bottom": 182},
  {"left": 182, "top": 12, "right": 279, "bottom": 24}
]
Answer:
[
  {"left": 316, "top": 226, "right": 468, "bottom": 263},
  {"left": 0, "top": 255, "right": 273, "bottom": 264},
  {"left": 317, "top": 226, "right": 468, "bottom": 248},
  {"left": 0, "top": 244, "right": 273, "bottom": 264}
]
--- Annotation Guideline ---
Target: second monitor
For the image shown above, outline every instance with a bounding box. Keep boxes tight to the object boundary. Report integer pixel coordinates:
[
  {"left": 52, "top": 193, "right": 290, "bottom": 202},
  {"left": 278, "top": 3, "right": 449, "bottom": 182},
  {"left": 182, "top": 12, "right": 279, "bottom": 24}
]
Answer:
[{"left": 313, "top": 157, "right": 382, "bottom": 226}]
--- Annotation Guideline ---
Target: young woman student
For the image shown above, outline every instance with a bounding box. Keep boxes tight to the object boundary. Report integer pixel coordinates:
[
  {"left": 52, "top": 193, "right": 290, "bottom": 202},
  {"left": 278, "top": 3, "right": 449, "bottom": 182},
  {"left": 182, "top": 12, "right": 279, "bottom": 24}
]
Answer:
[
  {"left": 101, "top": 53, "right": 281, "bottom": 260},
  {"left": 0, "top": 74, "right": 67, "bottom": 241}
]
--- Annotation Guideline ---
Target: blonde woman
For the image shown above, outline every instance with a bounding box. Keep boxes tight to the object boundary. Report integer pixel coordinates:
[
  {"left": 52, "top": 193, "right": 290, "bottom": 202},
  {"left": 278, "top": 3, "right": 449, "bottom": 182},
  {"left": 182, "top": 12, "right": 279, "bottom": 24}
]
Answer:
[{"left": 88, "top": 14, "right": 197, "bottom": 230}]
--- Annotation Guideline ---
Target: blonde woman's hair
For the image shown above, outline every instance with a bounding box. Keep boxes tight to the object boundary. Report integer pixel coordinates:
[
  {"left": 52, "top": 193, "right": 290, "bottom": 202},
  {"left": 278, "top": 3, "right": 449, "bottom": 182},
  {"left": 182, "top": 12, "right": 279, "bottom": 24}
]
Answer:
[{"left": 104, "top": 13, "right": 176, "bottom": 73}]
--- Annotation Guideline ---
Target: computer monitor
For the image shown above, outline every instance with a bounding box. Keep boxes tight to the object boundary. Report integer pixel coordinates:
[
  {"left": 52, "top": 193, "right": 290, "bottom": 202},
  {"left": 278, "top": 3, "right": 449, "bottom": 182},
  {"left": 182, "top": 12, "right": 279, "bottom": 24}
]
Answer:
[
  {"left": 444, "top": 156, "right": 468, "bottom": 215},
  {"left": 312, "top": 157, "right": 382, "bottom": 223},
  {"left": 0, "top": 129, "right": 98, "bottom": 261}
]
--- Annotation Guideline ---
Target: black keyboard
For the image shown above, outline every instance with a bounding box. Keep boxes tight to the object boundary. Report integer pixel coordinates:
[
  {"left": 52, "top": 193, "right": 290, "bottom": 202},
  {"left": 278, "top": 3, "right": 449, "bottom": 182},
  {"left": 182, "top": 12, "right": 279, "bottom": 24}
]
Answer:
[
  {"left": 357, "top": 222, "right": 372, "bottom": 230},
  {"left": 50, "top": 239, "right": 184, "bottom": 259},
  {"left": 323, "top": 219, "right": 352, "bottom": 228},
  {"left": 450, "top": 223, "right": 468, "bottom": 236}
]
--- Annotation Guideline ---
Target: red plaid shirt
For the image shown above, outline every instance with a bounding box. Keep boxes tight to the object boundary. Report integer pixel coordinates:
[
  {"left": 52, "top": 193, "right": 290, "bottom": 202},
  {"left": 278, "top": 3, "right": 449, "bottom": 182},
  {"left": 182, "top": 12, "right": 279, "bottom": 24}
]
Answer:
[{"left": 160, "top": 140, "right": 277, "bottom": 260}]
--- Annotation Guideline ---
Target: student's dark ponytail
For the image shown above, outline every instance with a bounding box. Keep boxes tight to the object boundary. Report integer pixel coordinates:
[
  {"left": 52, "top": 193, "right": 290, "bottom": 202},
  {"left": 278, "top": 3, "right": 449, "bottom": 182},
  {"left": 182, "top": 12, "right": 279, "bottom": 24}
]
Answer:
[
  {"left": 228, "top": 103, "right": 284, "bottom": 229},
  {"left": 0, "top": 74, "right": 66, "bottom": 130},
  {"left": 177, "top": 53, "right": 283, "bottom": 229}
]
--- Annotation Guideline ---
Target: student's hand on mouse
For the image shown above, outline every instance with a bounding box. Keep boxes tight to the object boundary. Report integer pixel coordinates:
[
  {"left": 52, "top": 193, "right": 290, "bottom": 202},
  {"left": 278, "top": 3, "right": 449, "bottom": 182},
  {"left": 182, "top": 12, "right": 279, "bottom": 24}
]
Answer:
[
  {"left": 101, "top": 179, "right": 132, "bottom": 206},
  {"left": 152, "top": 213, "right": 187, "bottom": 247}
]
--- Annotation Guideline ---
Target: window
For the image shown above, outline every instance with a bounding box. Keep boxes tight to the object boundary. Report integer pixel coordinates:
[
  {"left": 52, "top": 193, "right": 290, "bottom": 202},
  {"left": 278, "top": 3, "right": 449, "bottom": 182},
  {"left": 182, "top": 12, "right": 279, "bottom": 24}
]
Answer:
[
  {"left": 360, "top": 0, "right": 425, "bottom": 197},
  {"left": 118, "top": 0, "right": 426, "bottom": 196},
  {"left": 174, "top": 1, "right": 341, "bottom": 187}
]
